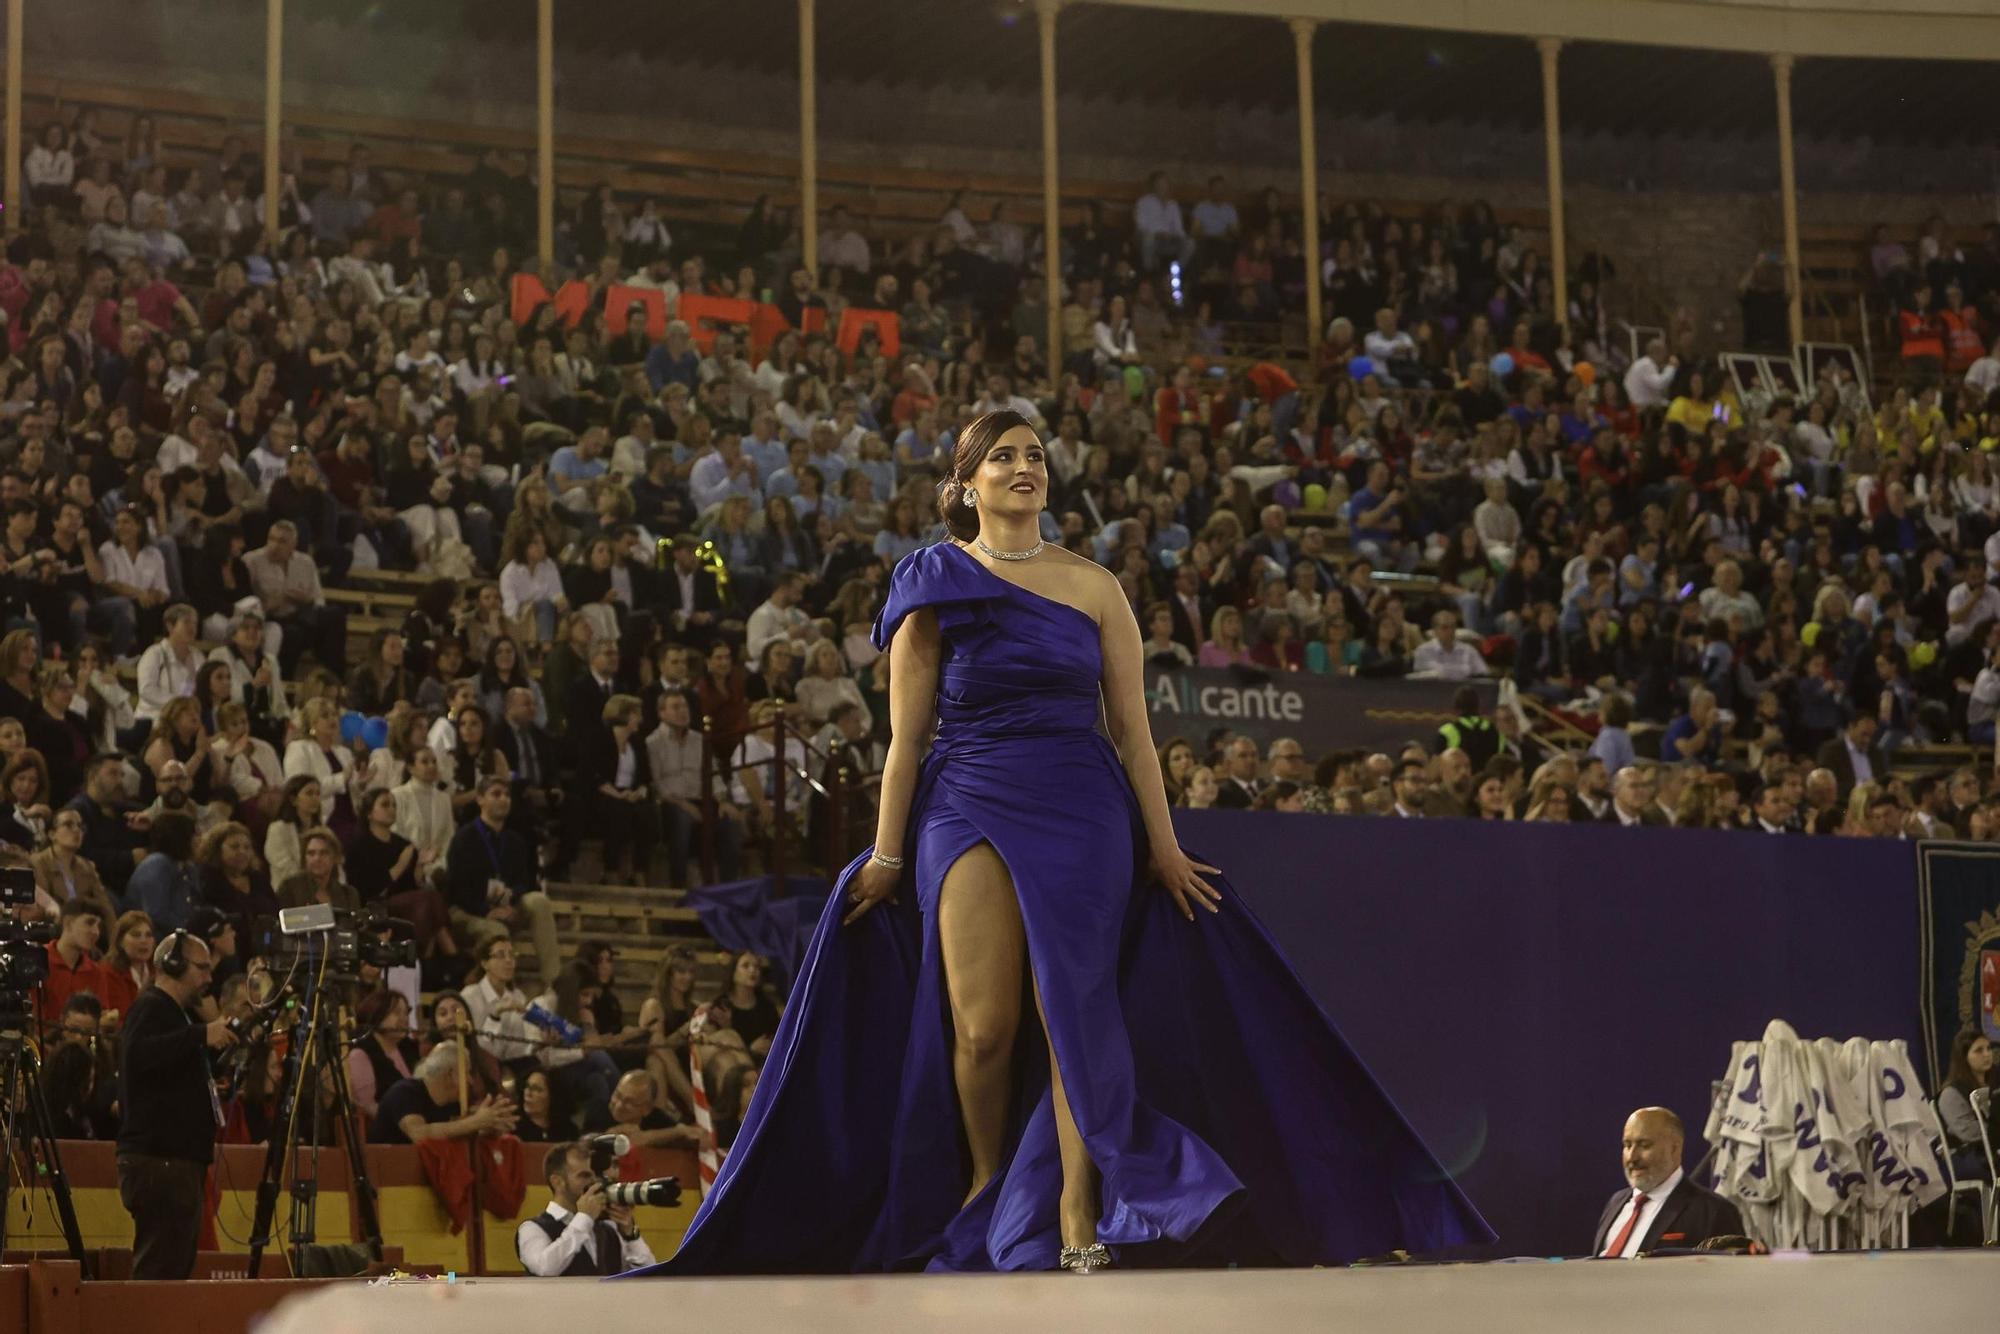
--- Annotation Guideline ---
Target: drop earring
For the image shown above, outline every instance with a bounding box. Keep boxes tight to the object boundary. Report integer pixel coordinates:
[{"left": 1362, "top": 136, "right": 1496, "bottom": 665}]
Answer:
[{"left": 963, "top": 489, "right": 978, "bottom": 507}]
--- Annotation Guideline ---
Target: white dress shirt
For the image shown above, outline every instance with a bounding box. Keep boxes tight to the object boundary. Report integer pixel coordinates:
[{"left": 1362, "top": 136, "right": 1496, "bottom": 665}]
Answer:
[
  {"left": 515, "top": 1203, "right": 657, "bottom": 1277},
  {"left": 462, "top": 974, "right": 534, "bottom": 1063},
  {"left": 1843, "top": 738, "right": 1875, "bottom": 787},
  {"left": 134, "top": 639, "right": 202, "bottom": 720},
  {"left": 1622, "top": 356, "right": 1676, "bottom": 410},
  {"left": 1602, "top": 1168, "right": 1683, "bottom": 1257}
]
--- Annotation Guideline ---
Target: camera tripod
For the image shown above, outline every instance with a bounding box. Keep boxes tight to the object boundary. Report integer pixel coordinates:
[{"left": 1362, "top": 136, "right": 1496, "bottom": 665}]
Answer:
[
  {"left": 0, "top": 1014, "right": 89, "bottom": 1270},
  {"left": 244, "top": 963, "right": 383, "bottom": 1277}
]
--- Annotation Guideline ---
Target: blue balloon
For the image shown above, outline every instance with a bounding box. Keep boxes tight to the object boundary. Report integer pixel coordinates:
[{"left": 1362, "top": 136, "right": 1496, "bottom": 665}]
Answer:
[
  {"left": 1490, "top": 352, "right": 1516, "bottom": 377},
  {"left": 362, "top": 716, "right": 390, "bottom": 751},
  {"left": 339, "top": 710, "right": 366, "bottom": 745},
  {"left": 1347, "top": 356, "right": 1375, "bottom": 380}
]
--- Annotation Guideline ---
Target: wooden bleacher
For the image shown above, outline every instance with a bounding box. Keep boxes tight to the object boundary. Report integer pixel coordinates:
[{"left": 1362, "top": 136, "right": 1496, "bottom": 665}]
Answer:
[{"left": 22, "top": 73, "right": 1551, "bottom": 256}]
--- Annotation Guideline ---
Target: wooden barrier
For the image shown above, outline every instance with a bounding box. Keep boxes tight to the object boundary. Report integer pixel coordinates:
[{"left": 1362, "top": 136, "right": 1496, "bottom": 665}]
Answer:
[{"left": 7, "top": 1140, "right": 701, "bottom": 1275}]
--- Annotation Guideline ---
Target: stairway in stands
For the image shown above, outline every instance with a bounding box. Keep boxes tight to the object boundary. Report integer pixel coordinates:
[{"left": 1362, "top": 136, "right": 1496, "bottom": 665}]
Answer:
[{"left": 335, "top": 570, "right": 733, "bottom": 1014}]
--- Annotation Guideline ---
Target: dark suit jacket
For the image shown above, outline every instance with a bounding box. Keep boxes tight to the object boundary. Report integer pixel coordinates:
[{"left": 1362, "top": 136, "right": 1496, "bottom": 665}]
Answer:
[
  {"left": 1600, "top": 805, "right": 1669, "bottom": 828},
  {"left": 661, "top": 566, "right": 725, "bottom": 625},
  {"left": 1813, "top": 737, "right": 1888, "bottom": 796},
  {"left": 577, "top": 729, "right": 653, "bottom": 797},
  {"left": 1591, "top": 1176, "right": 1744, "bottom": 1256},
  {"left": 1167, "top": 592, "right": 1209, "bottom": 653},
  {"left": 566, "top": 673, "right": 621, "bottom": 753},
  {"left": 1213, "top": 778, "right": 1258, "bottom": 810},
  {"left": 494, "top": 718, "right": 559, "bottom": 791}
]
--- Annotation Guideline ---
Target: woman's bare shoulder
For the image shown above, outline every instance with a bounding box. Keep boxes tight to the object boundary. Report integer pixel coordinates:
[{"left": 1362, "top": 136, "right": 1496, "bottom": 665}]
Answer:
[{"left": 1039, "top": 546, "right": 1122, "bottom": 613}]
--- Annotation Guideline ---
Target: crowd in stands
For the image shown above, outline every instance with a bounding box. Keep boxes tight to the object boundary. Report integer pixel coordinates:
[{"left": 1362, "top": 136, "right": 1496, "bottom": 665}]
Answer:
[{"left": 11, "top": 102, "right": 2000, "bottom": 1160}]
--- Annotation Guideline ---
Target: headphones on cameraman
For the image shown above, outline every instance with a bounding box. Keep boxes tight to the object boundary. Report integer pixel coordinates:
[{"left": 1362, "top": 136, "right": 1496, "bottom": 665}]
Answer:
[{"left": 156, "top": 928, "right": 193, "bottom": 980}]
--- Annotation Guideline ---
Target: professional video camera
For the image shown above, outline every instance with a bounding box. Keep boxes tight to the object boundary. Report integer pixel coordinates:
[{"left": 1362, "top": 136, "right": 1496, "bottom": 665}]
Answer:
[
  {"left": 260, "top": 902, "right": 419, "bottom": 990},
  {"left": 0, "top": 864, "right": 87, "bottom": 1267},
  {"left": 0, "top": 866, "right": 56, "bottom": 1024},
  {"left": 583, "top": 1133, "right": 682, "bottom": 1209}
]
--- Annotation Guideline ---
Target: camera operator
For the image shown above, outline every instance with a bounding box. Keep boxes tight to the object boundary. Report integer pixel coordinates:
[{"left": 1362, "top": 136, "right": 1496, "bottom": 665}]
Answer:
[
  {"left": 116, "top": 928, "right": 237, "bottom": 1279},
  {"left": 516, "top": 1141, "right": 657, "bottom": 1276}
]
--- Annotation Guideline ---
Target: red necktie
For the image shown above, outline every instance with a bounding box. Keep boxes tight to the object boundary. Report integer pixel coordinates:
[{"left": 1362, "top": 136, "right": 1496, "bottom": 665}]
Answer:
[{"left": 1602, "top": 1192, "right": 1649, "bottom": 1257}]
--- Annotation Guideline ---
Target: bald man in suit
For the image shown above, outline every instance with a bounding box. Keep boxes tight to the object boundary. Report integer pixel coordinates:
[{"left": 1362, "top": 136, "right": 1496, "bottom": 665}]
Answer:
[{"left": 1591, "top": 1107, "right": 1744, "bottom": 1257}]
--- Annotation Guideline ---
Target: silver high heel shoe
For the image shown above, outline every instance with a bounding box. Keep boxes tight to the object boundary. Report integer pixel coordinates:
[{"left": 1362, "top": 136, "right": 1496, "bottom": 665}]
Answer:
[{"left": 1059, "top": 1243, "right": 1111, "bottom": 1274}]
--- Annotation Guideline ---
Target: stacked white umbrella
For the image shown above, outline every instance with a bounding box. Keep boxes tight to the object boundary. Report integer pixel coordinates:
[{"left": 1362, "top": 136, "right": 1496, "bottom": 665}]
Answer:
[{"left": 1703, "top": 1019, "right": 1945, "bottom": 1250}]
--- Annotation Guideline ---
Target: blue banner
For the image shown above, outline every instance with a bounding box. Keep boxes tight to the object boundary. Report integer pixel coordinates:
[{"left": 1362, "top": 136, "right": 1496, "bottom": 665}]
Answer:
[{"left": 1917, "top": 841, "right": 2000, "bottom": 1086}]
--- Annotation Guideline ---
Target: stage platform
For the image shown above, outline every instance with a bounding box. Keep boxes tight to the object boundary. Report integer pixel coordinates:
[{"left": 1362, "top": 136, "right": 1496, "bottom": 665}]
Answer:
[{"left": 257, "top": 1251, "right": 1998, "bottom": 1334}]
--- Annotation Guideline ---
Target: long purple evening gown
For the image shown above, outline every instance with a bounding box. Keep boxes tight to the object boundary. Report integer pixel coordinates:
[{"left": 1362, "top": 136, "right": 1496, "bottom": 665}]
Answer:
[{"left": 633, "top": 542, "right": 1491, "bottom": 1274}]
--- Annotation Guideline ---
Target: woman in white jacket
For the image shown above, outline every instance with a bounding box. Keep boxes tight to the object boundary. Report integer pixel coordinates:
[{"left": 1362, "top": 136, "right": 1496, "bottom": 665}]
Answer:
[
  {"left": 210, "top": 609, "right": 290, "bottom": 742},
  {"left": 215, "top": 701, "right": 286, "bottom": 825},
  {"left": 263, "top": 773, "right": 325, "bottom": 887},
  {"left": 391, "top": 747, "right": 456, "bottom": 885},
  {"left": 282, "top": 698, "right": 366, "bottom": 840},
  {"left": 499, "top": 531, "right": 567, "bottom": 644}
]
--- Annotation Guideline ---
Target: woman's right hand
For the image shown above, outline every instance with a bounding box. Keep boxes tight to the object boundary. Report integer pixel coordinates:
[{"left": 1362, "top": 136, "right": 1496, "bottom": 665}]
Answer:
[{"left": 841, "top": 856, "right": 901, "bottom": 926}]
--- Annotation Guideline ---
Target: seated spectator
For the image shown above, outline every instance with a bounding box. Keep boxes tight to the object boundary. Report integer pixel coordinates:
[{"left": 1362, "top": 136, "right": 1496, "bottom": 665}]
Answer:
[
  {"left": 247, "top": 520, "right": 344, "bottom": 675},
  {"left": 1937, "top": 1029, "right": 1997, "bottom": 1183},
  {"left": 347, "top": 627, "right": 416, "bottom": 716},
  {"left": 32, "top": 805, "right": 115, "bottom": 924},
  {"left": 36, "top": 898, "right": 110, "bottom": 1030},
  {"left": 649, "top": 690, "right": 743, "bottom": 888},
  {"left": 1199, "top": 605, "right": 1253, "bottom": 668},
  {"left": 1593, "top": 1107, "right": 1744, "bottom": 1257},
  {"left": 196, "top": 820, "right": 278, "bottom": 936},
  {"left": 500, "top": 531, "right": 568, "bottom": 645},
  {"left": 445, "top": 778, "right": 561, "bottom": 987},
  {"left": 286, "top": 698, "right": 366, "bottom": 836},
  {"left": 1412, "top": 609, "right": 1489, "bottom": 680},
  {"left": 91, "top": 910, "right": 156, "bottom": 1023},
  {"left": 65, "top": 753, "right": 147, "bottom": 904},
  {"left": 276, "top": 826, "right": 362, "bottom": 913},
  {"left": 346, "top": 990, "right": 420, "bottom": 1127},
  {"left": 347, "top": 786, "right": 457, "bottom": 965},
  {"left": 1661, "top": 688, "right": 1725, "bottom": 767},
  {"left": 368, "top": 1040, "right": 518, "bottom": 1145},
  {"left": 1815, "top": 716, "right": 1886, "bottom": 799},
  {"left": 576, "top": 694, "right": 656, "bottom": 886},
  {"left": 1606, "top": 764, "right": 1665, "bottom": 828},
  {"left": 581, "top": 1068, "right": 702, "bottom": 1151}
]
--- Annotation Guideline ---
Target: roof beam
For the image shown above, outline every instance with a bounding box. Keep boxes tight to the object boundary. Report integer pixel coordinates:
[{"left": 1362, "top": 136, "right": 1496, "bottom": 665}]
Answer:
[{"left": 1082, "top": 0, "right": 2000, "bottom": 63}]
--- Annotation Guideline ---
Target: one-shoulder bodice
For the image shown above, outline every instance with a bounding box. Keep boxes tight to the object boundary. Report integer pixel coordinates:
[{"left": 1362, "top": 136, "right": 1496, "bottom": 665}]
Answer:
[{"left": 873, "top": 542, "right": 1103, "bottom": 752}]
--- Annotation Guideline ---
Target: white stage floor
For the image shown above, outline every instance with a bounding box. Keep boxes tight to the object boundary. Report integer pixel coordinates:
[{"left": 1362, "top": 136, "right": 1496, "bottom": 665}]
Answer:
[{"left": 262, "top": 1251, "right": 1997, "bottom": 1334}]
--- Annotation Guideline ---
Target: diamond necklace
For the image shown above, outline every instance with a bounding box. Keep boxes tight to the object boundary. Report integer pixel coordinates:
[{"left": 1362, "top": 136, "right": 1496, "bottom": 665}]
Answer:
[{"left": 973, "top": 535, "right": 1044, "bottom": 562}]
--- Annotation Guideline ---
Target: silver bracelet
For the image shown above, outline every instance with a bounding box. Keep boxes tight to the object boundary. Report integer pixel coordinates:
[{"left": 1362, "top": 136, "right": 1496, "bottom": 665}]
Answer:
[{"left": 870, "top": 851, "right": 906, "bottom": 870}]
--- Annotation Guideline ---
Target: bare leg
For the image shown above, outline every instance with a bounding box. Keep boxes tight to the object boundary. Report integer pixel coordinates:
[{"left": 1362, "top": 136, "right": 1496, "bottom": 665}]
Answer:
[
  {"left": 1032, "top": 974, "right": 1101, "bottom": 1249},
  {"left": 937, "top": 842, "right": 1026, "bottom": 1207},
  {"left": 647, "top": 1045, "right": 698, "bottom": 1121}
]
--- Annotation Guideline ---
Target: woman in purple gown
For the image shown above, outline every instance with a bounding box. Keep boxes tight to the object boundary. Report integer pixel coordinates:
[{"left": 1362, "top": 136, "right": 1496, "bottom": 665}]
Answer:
[{"left": 636, "top": 411, "right": 1490, "bottom": 1276}]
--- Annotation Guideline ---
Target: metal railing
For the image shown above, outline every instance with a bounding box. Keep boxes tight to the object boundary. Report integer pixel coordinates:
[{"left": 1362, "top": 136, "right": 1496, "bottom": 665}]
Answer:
[{"left": 696, "top": 709, "right": 869, "bottom": 885}]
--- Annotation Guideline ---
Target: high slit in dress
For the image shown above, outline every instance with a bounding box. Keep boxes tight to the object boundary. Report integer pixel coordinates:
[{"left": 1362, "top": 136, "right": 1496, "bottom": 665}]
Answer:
[{"left": 631, "top": 541, "right": 1492, "bottom": 1274}]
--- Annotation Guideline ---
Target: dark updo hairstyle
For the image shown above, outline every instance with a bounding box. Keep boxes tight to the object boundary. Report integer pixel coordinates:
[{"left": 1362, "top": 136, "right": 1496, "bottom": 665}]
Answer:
[{"left": 937, "top": 409, "right": 1039, "bottom": 542}]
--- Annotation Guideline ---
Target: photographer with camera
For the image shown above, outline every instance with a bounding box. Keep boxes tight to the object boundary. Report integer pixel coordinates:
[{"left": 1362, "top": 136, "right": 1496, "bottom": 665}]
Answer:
[
  {"left": 515, "top": 1140, "right": 658, "bottom": 1276},
  {"left": 116, "top": 927, "right": 237, "bottom": 1279}
]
